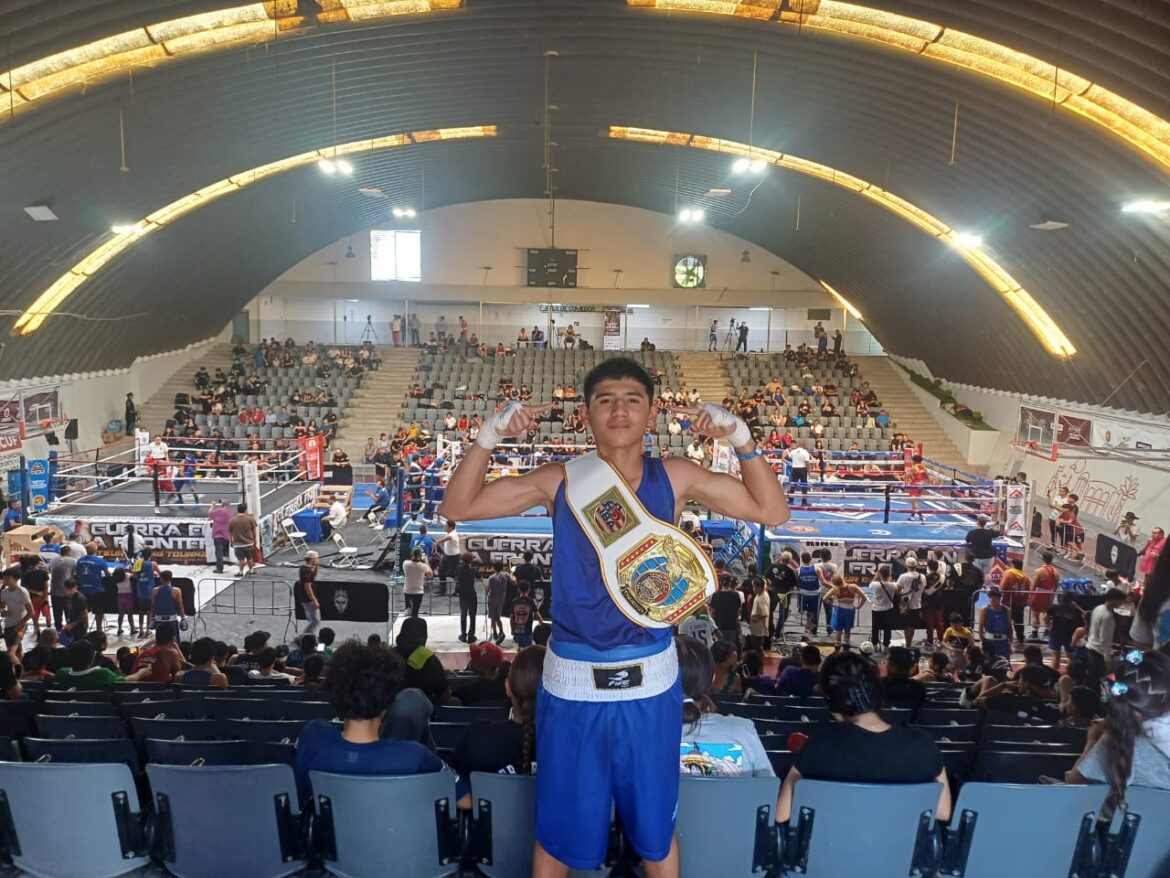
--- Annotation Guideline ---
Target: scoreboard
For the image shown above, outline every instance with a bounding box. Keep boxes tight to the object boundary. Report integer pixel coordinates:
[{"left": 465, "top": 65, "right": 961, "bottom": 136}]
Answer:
[{"left": 526, "top": 248, "right": 578, "bottom": 287}]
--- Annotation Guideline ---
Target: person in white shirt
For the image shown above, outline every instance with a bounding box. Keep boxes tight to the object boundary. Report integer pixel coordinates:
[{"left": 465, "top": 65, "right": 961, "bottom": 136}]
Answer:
[
  {"left": 1085, "top": 588, "right": 1126, "bottom": 677},
  {"left": 667, "top": 418, "right": 682, "bottom": 436},
  {"left": 0, "top": 568, "right": 33, "bottom": 651},
  {"left": 896, "top": 557, "right": 926, "bottom": 649},
  {"left": 868, "top": 565, "right": 898, "bottom": 652},
  {"left": 65, "top": 533, "right": 88, "bottom": 560},
  {"left": 786, "top": 441, "right": 812, "bottom": 506},
  {"left": 434, "top": 520, "right": 463, "bottom": 588},
  {"left": 327, "top": 499, "right": 348, "bottom": 530},
  {"left": 401, "top": 548, "right": 433, "bottom": 618},
  {"left": 1048, "top": 484, "right": 1070, "bottom": 549},
  {"left": 686, "top": 440, "right": 705, "bottom": 463},
  {"left": 679, "top": 611, "right": 715, "bottom": 647}
]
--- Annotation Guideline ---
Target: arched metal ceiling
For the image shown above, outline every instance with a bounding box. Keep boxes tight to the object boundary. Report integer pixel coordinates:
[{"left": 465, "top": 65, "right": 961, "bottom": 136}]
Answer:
[{"left": 2, "top": 0, "right": 1169, "bottom": 413}]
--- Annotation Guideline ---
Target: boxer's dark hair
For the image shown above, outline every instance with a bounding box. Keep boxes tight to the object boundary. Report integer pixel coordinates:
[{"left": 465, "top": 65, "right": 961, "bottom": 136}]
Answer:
[{"left": 583, "top": 357, "right": 655, "bottom": 404}]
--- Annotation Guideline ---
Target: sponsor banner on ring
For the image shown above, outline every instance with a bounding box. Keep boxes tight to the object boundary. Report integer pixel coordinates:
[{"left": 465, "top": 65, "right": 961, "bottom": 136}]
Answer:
[{"left": 39, "top": 518, "right": 211, "bottom": 565}]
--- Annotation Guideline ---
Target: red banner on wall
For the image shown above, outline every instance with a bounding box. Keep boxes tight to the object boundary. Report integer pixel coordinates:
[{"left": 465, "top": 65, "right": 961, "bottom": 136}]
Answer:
[{"left": 298, "top": 435, "right": 324, "bottom": 480}]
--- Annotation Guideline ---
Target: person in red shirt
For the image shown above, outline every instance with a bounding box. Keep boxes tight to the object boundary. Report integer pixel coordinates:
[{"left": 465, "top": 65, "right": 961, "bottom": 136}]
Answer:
[
  {"left": 906, "top": 454, "right": 930, "bottom": 522},
  {"left": 1029, "top": 551, "right": 1060, "bottom": 640},
  {"left": 131, "top": 625, "right": 184, "bottom": 683},
  {"left": 998, "top": 559, "right": 1032, "bottom": 647}
]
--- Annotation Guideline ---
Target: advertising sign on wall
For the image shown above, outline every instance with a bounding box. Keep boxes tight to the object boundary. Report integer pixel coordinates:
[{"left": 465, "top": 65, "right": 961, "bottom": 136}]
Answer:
[{"left": 27, "top": 459, "right": 51, "bottom": 513}]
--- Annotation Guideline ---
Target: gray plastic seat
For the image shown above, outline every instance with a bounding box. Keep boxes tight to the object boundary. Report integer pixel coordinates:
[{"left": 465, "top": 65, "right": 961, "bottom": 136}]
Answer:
[
  {"left": 310, "top": 770, "right": 461, "bottom": 878},
  {"left": 938, "top": 783, "right": 1105, "bottom": 878},
  {"left": 0, "top": 762, "right": 149, "bottom": 877},
  {"left": 468, "top": 772, "right": 606, "bottom": 878},
  {"left": 148, "top": 763, "right": 306, "bottom": 878},
  {"left": 678, "top": 775, "right": 781, "bottom": 877},
  {"left": 21, "top": 736, "right": 141, "bottom": 774},
  {"left": 1102, "top": 785, "right": 1170, "bottom": 878},
  {"left": 784, "top": 780, "right": 942, "bottom": 875}
]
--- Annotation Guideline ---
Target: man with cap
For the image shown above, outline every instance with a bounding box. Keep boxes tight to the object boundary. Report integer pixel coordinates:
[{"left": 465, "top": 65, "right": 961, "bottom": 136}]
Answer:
[
  {"left": 978, "top": 587, "right": 1013, "bottom": 660},
  {"left": 896, "top": 556, "right": 925, "bottom": 650},
  {"left": 1113, "top": 511, "right": 1140, "bottom": 546},
  {"left": 457, "top": 641, "right": 510, "bottom": 705},
  {"left": 296, "top": 552, "right": 321, "bottom": 636}
]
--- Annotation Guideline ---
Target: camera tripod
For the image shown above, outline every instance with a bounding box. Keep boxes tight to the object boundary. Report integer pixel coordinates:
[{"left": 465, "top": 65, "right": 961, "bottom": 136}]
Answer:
[
  {"left": 721, "top": 320, "right": 739, "bottom": 353},
  {"left": 361, "top": 315, "right": 380, "bottom": 345}
]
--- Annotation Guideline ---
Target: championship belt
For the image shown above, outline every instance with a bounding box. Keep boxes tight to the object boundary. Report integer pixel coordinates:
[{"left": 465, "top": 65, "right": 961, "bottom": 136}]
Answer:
[{"left": 563, "top": 452, "right": 716, "bottom": 628}]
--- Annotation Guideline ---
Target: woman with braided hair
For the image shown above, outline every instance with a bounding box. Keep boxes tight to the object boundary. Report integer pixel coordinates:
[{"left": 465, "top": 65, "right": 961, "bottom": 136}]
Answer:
[
  {"left": 1068, "top": 649, "right": 1170, "bottom": 806},
  {"left": 774, "top": 650, "right": 951, "bottom": 824},
  {"left": 453, "top": 645, "right": 546, "bottom": 809}
]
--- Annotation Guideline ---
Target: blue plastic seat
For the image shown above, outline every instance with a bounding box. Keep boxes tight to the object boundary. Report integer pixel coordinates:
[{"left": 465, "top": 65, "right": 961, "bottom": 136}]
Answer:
[
  {"left": 434, "top": 704, "right": 510, "bottom": 723},
  {"left": 938, "top": 783, "right": 1105, "bottom": 877},
  {"left": 129, "top": 717, "right": 222, "bottom": 741},
  {"left": 38, "top": 700, "right": 119, "bottom": 717},
  {"left": 784, "top": 780, "right": 943, "bottom": 876},
  {"left": 120, "top": 699, "right": 208, "bottom": 720},
  {"left": 147, "top": 763, "right": 306, "bottom": 878},
  {"left": 429, "top": 721, "right": 470, "bottom": 751},
  {"left": 1101, "top": 785, "right": 1170, "bottom": 878},
  {"left": 145, "top": 738, "right": 296, "bottom": 766},
  {"left": 915, "top": 724, "right": 980, "bottom": 744},
  {"left": 970, "top": 750, "right": 1079, "bottom": 784},
  {"left": 310, "top": 770, "right": 461, "bottom": 878},
  {"left": 22, "top": 736, "right": 141, "bottom": 774},
  {"left": 0, "top": 762, "right": 149, "bottom": 877},
  {"left": 222, "top": 718, "right": 309, "bottom": 742},
  {"left": 204, "top": 698, "right": 285, "bottom": 721},
  {"left": 36, "top": 714, "right": 127, "bottom": 739}
]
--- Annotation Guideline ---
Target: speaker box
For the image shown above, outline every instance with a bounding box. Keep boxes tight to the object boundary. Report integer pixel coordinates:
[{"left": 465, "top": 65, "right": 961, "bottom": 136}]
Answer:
[{"left": 63, "top": 419, "right": 78, "bottom": 440}]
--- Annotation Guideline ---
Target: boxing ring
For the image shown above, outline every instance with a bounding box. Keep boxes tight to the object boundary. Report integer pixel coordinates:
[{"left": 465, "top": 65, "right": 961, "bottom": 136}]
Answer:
[{"left": 34, "top": 436, "right": 320, "bottom": 564}]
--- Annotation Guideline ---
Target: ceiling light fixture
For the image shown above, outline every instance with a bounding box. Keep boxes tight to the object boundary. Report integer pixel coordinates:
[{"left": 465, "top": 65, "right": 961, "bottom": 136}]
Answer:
[
  {"left": 741, "top": 248, "right": 752, "bottom": 263},
  {"left": 111, "top": 224, "right": 145, "bottom": 235},
  {"left": 1029, "top": 220, "right": 1069, "bottom": 231},
  {"left": 1121, "top": 199, "right": 1170, "bottom": 215},
  {"left": 678, "top": 207, "right": 704, "bottom": 223},
  {"left": 392, "top": 207, "right": 417, "bottom": 218},
  {"left": 819, "top": 280, "right": 864, "bottom": 321},
  {"left": 335, "top": 158, "right": 354, "bottom": 175},
  {"left": 12, "top": 124, "right": 496, "bottom": 335},
  {"left": 952, "top": 233, "right": 984, "bottom": 248},
  {"left": 750, "top": 306, "right": 770, "bottom": 311},
  {"left": 607, "top": 126, "right": 1074, "bottom": 358},
  {"left": 318, "top": 159, "right": 337, "bottom": 175},
  {"left": 708, "top": 187, "right": 732, "bottom": 196},
  {"left": 628, "top": 304, "right": 650, "bottom": 308},
  {"left": 24, "top": 205, "right": 58, "bottom": 222},
  {"left": 732, "top": 157, "right": 750, "bottom": 174},
  {"left": 345, "top": 244, "right": 356, "bottom": 259}
]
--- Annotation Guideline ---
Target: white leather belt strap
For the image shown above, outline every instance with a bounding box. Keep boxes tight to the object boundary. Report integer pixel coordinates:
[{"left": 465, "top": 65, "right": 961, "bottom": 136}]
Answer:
[
  {"left": 562, "top": 452, "right": 716, "bottom": 628},
  {"left": 543, "top": 642, "right": 678, "bottom": 702}
]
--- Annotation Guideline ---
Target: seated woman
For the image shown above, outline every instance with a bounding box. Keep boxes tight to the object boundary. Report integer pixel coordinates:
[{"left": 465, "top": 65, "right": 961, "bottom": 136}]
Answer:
[
  {"left": 775, "top": 650, "right": 952, "bottom": 823},
  {"left": 820, "top": 401, "right": 836, "bottom": 417},
  {"left": 293, "top": 641, "right": 444, "bottom": 804},
  {"left": 711, "top": 640, "right": 741, "bottom": 696},
  {"left": 677, "top": 636, "right": 774, "bottom": 777},
  {"left": 495, "top": 342, "right": 507, "bottom": 357},
  {"left": 452, "top": 645, "right": 545, "bottom": 808},
  {"left": 1068, "top": 649, "right": 1170, "bottom": 802}
]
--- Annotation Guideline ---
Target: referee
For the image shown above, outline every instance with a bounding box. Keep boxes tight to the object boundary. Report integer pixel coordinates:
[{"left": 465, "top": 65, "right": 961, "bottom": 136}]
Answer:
[{"left": 787, "top": 440, "right": 812, "bottom": 506}]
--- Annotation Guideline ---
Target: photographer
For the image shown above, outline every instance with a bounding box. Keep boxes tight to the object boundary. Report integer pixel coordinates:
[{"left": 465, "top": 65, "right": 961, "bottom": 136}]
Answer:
[{"left": 1114, "top": 511, "right": 1140, "bottom": 546}]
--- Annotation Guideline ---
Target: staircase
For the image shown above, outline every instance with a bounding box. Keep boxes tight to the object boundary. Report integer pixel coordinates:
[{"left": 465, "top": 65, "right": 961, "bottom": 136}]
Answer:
[
  {"left": 675, "top": 352, "right": 730, "bottom": 405},
  {"left": 333, "top": 347, "right": 420, "bottom": 459},
  {"left": 853, "top": 357, "right": 975, "bottom": 474},
  {"left": 138, "top": 342, "right": 237, "bottom": 436}
]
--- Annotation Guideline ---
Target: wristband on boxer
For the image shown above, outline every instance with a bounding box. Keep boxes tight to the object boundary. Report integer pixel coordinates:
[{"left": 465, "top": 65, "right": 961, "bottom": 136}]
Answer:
[{"left": 475, "top": 402, "right": 526, "bottom": 450}]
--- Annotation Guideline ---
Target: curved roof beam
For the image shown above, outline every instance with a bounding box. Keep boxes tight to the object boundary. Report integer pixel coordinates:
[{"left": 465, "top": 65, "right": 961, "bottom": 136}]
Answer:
[
  {"left": 627, "top": 0, "right": 1170, "bottom": 175},
  {"left": 607, "top": 125, "right": 1076, "bottom": 358},
  {"left": 11, "top": 125, "right": 496, "bottom": 335},
  {"left": 0, "top": 1, "right": 462, "bottom": 116}
]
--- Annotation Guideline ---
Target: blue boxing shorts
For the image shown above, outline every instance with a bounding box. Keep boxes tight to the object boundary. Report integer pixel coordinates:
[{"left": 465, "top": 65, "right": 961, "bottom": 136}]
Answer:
[
  {"left": 830, "top": 605, "right": 856, "bottom": 633},
  {"left": 798, "top": 592, "right": 820, "bottom": 615},
  {"left": 536, "top": 639, "right": 682, "bottom": 870}
]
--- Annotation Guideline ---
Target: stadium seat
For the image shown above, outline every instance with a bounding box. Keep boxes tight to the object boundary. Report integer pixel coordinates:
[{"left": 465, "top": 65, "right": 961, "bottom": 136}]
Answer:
[
  {"left": 145, "top": 738, "right": 296, "bottom": 766},
  {"left": 148, "top": 763, "right": 307, "bottom": 878},
  {"left": 130, "top": 716, "right": 222, "bottom": 741},
  {"left": 434, "top": 705, "right": 510, "bottom": 724},
  {"left": 310, "top": 770, "right": 461, "bottom": 878},
  {"left": 970, "top": 750, "right": 1079, "bottom": 784},
  {"left": 21, "top": 736, "right": 141, "bottom": 774},
  {"left": 783, "top": 780, "right": 942, "bottom": 875},
  {"left": 915, "top": 708, "right": 981, "bottom": 726},
  {"left": 37, "top": 699, "right": 119, "bottom": 717},
  {"left": 36, "top": 714, "right": 127, "bottom": 739},
  {"left": 982, "top": 724, "right": 1088, "bottom": 749},
  {"left": 430, "top": 722, "right": 470, "bottom": 751},
  {"left": 677, "top": 775, "right": 781, "bottom": 877},
  {"left": 120, "top": 698, "right": 209, "bottom": 720},
  {"left": 914, "top": 724, "right": 980, "bottom": 744},
  {"left": 0, "top": 762, "right": 150, "bottom": 877},
  {"left": 222, "top": 718, "right": 310, "bottom": 742},
  {"left": 766, "top": 750, "right": 794, "bottom": 778},
  {"left": 938, "top": 783, "right": 1106, "bottom": 878},
  {"left": 204, "top": 698, "right": 286, "bottom": 721},
  {"left": 467, "top": 773, "right": 607, "bottom": 878},
  {"left": 1099, "top": 785, "right": 1170, "bottom": 878}
]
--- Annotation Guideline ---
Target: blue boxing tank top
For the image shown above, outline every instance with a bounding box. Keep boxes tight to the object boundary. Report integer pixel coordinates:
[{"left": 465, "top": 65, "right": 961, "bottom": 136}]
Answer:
[
  {"left": 551, "top": 455, "right": 675, "bottom": 654},
  {"left": 984, "top": 605, "right": 1009, "bottom": 636}
]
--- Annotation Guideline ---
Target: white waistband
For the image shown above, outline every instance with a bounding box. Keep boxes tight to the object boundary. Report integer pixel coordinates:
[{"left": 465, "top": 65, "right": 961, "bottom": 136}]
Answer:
[
  {"left": 154, "top": 615, "right": 178, "bottom": 622},
  {"left": 543, "top": 643, "right": 678, "bottom": 702}
]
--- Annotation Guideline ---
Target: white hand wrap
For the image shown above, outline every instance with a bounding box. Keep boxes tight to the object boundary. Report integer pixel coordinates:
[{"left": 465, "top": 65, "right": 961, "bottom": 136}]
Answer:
[
  {"left": 700, "top": 403, "right": 752, "bottom": 448},
  {"left": 476, "top": 402, "right": 525, "bottom": 450}
]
